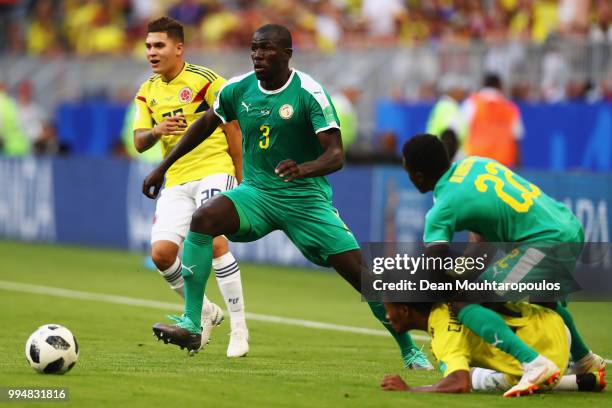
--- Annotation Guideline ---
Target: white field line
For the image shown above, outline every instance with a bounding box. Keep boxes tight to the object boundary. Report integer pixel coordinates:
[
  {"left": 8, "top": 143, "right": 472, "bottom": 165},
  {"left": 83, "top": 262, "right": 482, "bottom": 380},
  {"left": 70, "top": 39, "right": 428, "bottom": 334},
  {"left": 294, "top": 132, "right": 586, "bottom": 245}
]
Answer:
[
  {"left": 0, "top": 280, "right": 427, "bottom": 341},
  {"left": 2, "top": 280, "right": 611, "bottom": 364}
]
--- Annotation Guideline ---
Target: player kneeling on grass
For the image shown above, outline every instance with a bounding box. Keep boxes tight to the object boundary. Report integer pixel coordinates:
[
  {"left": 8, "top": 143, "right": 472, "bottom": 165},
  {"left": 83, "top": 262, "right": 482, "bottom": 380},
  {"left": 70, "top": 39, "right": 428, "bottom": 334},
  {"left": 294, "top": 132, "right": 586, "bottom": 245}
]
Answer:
[
  {"left": 380, "top": 302, "right": 606, "bottom": 396},
  {"left": 400, "top": 134, "right": 606, "bottom": 396}
]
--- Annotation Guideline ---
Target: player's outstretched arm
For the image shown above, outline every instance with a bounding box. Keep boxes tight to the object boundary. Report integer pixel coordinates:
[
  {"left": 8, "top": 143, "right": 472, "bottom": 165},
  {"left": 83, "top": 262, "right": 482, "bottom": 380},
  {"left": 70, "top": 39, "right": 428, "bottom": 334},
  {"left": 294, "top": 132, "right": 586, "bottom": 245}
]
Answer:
[
  {"left": 381, "top": 371, "right": 471, "bottom": 393},
  {"left": 275, "top": 128, "right": 344, "bottom": 182},
  {"left": 142, "top": 109, "right": 221, "bottom": 198},
  {"left": 222, "top": 120, "right": 243, "bottom": 183}
]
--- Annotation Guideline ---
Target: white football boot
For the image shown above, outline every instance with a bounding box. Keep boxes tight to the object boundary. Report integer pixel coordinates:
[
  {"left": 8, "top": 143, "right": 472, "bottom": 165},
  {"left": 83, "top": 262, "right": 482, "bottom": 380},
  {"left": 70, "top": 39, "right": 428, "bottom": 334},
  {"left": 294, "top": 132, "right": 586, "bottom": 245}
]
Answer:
[
  {"left": 503, "top": 355, "right": 560, "bottom": 397},
  {"left": 227, "top": 326, "right": 249, "bottom": 357},
  {"left": 574, "top": 351, "right": 607, "bottom": 374},
  {"left": 200, "top": 301, "right": 224, "bottom": 350}
]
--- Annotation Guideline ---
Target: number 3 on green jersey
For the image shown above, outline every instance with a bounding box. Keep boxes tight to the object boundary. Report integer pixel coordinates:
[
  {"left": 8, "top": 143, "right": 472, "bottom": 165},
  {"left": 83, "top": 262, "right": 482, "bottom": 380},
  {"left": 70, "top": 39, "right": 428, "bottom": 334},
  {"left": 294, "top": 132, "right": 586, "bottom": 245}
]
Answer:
[{"left": 212, "top": 69, "right": 340, "bottom": 194}]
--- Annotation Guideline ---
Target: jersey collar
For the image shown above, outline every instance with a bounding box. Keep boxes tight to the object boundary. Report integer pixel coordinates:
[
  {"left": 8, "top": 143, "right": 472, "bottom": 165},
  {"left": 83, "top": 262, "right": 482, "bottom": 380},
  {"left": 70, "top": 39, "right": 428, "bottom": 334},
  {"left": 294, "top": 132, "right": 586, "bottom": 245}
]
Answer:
[
  {"left": 162, "top": 62, "right": 187, "bottom": 84},
  {"left": 257, "top": 69, "right": 295, "bottom": 95}
]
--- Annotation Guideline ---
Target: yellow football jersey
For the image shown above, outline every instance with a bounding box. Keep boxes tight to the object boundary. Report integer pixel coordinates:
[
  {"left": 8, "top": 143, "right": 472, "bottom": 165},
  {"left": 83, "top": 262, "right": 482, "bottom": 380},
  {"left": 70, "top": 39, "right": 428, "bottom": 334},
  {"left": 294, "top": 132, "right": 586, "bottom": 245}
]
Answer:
[
  {"left": 133, "top": 62, "right": 234, "bottom": 187},
  {"left": 427, "top": 303, "right": 568, "bottom": 384}
]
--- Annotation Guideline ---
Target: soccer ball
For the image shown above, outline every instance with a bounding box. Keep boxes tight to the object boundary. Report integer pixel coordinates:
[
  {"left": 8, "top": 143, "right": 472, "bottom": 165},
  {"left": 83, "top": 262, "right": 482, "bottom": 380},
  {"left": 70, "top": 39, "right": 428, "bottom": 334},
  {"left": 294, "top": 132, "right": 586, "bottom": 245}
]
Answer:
[{"left": 25, "top": 324, "right": 79, "bottom": 374}]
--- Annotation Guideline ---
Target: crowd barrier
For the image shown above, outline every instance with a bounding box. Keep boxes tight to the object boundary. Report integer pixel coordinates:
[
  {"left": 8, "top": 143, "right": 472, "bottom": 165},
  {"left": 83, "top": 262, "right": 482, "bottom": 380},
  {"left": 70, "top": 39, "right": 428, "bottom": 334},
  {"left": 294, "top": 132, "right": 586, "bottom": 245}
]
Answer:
[{"left": 1, "top": 157, "right": 610, "bottom": 267}]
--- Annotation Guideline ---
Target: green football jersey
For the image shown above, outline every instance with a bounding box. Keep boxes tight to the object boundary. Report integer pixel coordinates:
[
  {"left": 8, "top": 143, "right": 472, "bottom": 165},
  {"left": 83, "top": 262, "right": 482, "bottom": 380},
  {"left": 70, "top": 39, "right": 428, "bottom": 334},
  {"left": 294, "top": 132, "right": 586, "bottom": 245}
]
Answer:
[
  {"left": 424, "top": 157, "right": 583, "bottom": 243},
  {"left": 213, "top": 69, "right": 340, "bottom": 198}
]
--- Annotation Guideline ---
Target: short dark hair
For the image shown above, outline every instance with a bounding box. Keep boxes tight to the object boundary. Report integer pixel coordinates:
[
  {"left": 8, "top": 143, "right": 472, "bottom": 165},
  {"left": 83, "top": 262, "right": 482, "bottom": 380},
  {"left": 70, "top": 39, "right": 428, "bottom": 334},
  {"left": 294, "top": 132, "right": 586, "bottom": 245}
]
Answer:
[
  {"left": 396, "top": 302, "right": 434, "bottom": 314},
  {"left": 402, "top": 134, "right": 450, "bottom": 176},
  {"left": 148, "top": 17, "right": 184, "bottom": 43},
  {"left": 255, "top": 24, "right": 292, "bottom": 49},
  {"left": 483, "top": 73, "right": 502, "bottom": 89}
]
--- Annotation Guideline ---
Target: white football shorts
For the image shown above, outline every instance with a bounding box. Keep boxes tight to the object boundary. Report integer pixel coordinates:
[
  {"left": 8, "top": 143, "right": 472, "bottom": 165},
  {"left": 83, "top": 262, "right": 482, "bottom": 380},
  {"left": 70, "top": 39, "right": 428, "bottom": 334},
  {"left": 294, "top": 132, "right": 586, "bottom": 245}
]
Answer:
[{"left": 151, "top": 173, "right": 237, "bottom": 245}]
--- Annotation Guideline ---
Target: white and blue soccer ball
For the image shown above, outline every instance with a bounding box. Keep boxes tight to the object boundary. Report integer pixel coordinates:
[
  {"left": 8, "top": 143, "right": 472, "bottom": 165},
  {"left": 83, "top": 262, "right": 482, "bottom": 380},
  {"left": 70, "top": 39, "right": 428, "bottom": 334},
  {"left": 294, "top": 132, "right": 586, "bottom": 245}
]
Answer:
[{"left": 25, "top": 324, "right": 79, "bottom": 374}]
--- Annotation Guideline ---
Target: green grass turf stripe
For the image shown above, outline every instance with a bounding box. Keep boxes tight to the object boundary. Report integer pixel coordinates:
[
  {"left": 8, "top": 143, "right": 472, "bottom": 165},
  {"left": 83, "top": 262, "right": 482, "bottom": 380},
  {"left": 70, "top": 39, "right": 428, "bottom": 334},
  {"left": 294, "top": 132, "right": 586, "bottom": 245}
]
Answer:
[
  {"left": 5, "top": 280, "right": 610, "bottom": 364},
  {"left": 0, "top": 280, "right": 429, "bottom": 340}
]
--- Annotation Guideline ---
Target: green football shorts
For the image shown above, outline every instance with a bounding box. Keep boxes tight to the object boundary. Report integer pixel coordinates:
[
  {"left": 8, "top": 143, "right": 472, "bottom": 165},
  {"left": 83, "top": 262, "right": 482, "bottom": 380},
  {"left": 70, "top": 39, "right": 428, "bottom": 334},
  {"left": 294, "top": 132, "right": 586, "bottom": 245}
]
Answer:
[
  {"left": 477, "top": 243, "right": 583, "bottom": 301},
  {"left": 221, "top": 183, "right": 360, "bottom": 267}
]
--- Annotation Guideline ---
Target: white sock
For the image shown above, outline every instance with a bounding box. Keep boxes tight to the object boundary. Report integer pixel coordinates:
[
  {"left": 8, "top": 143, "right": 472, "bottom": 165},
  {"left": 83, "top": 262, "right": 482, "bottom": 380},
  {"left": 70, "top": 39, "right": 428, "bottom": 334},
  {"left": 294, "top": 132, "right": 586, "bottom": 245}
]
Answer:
[
  {"left": 555, "top": 375, "right": 579, "bottom": 391},
  {"left": 213, "top": 252, "right": 246, "bottom": 331},
  {"left": 158, "top": 257, "right": 211, "bottom": 309},
  {"left": 471, "top": 368, "right": 511, "bottom": 391},
  {"left": 158, "top": 257, "right": 184, "bottom": 297}
]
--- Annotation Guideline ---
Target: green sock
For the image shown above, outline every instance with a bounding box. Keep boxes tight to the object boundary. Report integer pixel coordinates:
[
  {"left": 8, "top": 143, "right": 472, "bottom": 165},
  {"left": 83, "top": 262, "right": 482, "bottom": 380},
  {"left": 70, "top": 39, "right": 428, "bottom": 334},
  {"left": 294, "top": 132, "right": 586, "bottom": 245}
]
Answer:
[
  {"left": 368, "top": 301, "right": 418, "bottom": 355},
  {"left": 458, "top": 304, "right": 538, "bottom": 363},
  {"left": 555, "top": 303, "right": 590, "bottom": 361},
  {"left": 181, "top": 230, "right": 213, "bottom": 329}
]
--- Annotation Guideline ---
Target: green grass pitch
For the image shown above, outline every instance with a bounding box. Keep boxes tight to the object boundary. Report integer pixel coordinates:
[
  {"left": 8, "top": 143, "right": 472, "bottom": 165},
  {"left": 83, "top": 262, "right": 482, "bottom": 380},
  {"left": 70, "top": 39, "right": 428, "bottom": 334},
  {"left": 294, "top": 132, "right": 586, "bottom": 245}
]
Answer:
[{"left": 0, "top": 240, "right": 610, "bottom": 407}]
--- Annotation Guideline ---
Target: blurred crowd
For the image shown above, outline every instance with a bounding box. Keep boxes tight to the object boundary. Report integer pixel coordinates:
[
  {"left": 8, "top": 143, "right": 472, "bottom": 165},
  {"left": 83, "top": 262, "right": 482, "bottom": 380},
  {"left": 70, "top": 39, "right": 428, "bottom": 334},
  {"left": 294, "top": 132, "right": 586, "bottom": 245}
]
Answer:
[
  {"left": 0, "top": 0, "right": 611, "bottom": 55},
  {"left": 1, "top": 0, "right": 611, "bottom": 160},
  {"left": 0, "top": 80, "right": 68, "bottom": 156}
]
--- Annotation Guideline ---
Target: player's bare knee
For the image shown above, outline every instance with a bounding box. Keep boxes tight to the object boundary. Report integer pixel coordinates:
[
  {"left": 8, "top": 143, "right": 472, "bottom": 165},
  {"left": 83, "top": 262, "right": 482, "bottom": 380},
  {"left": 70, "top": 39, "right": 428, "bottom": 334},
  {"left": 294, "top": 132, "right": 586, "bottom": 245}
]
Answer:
[
  {"left": 212, "top": 236, "right": 229, "bottom": 258},
  {"left": 190, "top": 206, "right": 218, "bottom": 234},
  {"left": 151, "top": 244, "right": 179, "bottom": 271},
  {"left": 328, "top": 250, "right": 363, "bottom": 293}
]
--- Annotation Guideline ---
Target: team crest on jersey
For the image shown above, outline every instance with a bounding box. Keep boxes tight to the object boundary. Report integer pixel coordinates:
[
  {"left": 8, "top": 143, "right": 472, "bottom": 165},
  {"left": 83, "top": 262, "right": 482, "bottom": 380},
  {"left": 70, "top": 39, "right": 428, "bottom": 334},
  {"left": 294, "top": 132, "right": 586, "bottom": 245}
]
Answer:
[
  {"left": 179, "top": 87, "right": 193, "bottom": 103},
  {"left": 279, "top": 104, "right": 294, "bottom": 120}
]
